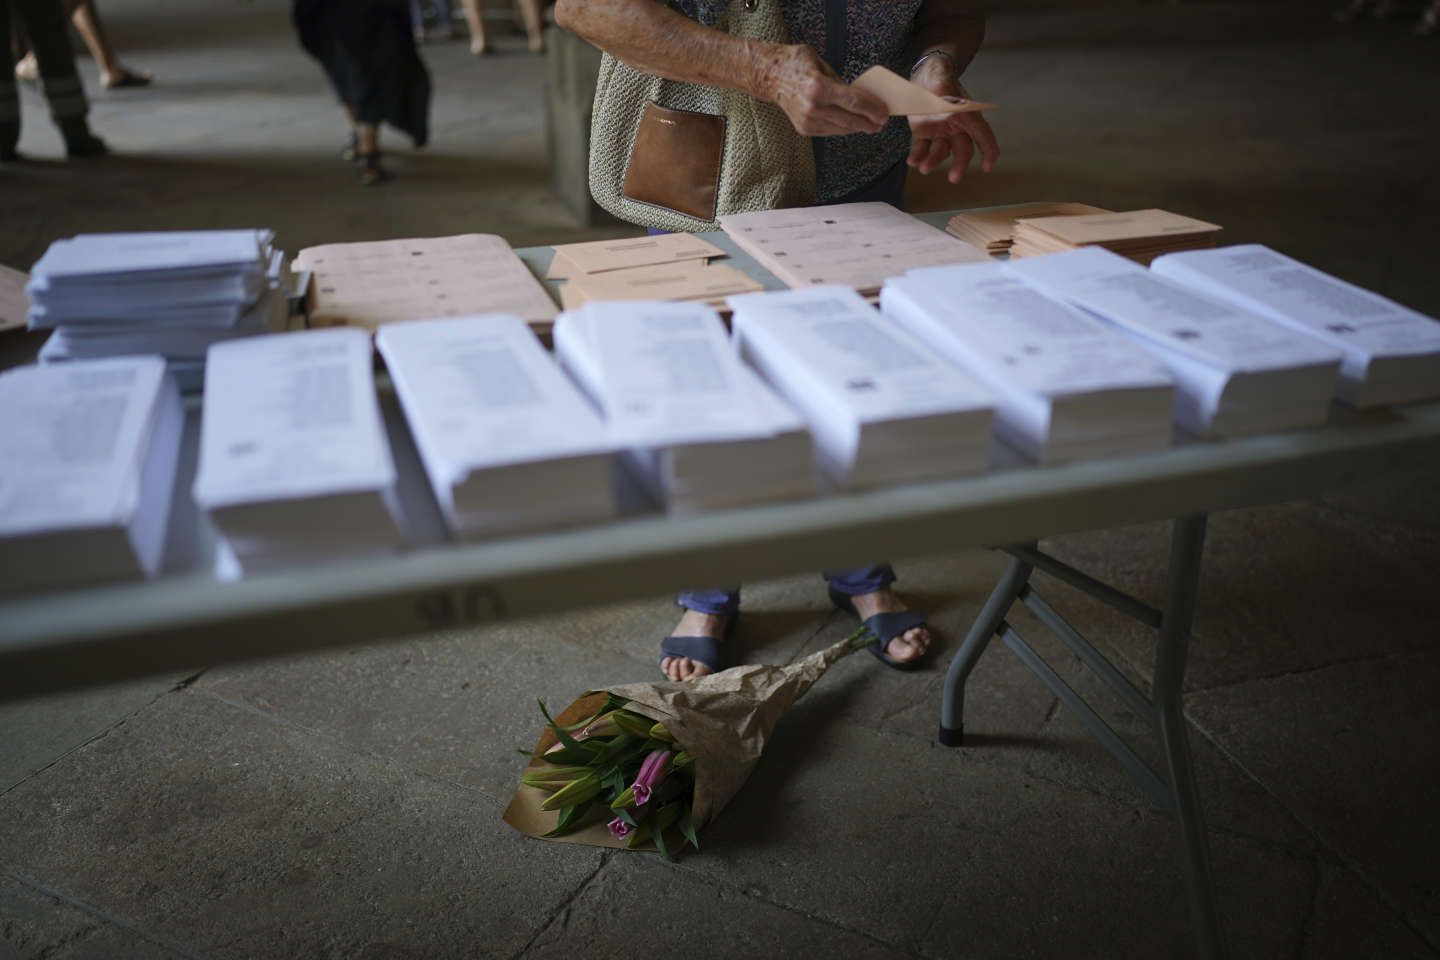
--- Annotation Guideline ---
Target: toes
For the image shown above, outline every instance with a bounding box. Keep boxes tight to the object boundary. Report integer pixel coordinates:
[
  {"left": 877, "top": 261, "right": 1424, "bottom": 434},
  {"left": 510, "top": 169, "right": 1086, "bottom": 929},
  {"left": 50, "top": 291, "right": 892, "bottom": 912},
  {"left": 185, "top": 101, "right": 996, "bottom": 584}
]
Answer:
[{"left": 886, "top": 628, "right": 931, "bottom": 663}]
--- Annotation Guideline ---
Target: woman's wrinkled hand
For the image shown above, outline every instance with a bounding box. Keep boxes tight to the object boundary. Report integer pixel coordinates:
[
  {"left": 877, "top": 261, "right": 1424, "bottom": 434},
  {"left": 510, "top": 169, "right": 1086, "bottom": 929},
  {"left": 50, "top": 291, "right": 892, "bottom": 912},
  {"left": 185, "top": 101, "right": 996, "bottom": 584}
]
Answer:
[
  {"left": 758, "top": 44, "right": 889, "bottom": 138},
  {"left": 906, "top": 61, "right": 999, "bottom": 183}
]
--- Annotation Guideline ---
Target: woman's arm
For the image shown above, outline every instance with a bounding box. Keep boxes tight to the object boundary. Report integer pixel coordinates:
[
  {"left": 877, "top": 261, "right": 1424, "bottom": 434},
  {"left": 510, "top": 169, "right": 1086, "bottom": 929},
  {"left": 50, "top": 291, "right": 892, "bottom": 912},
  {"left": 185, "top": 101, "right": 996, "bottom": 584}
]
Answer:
[
  {"left": 905, "top": 0, "right": 999, "bottom": 181},
  {"left": 553, "top": 0, "right": 887, "bottom": 137}
]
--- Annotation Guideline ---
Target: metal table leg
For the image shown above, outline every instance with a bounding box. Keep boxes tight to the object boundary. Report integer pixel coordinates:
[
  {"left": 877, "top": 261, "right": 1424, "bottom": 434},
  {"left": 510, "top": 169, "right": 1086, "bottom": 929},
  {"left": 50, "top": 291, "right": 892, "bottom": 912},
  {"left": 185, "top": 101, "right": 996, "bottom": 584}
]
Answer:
[{"left": 938, "top": 516, "right": 1226, "bottom": 959}]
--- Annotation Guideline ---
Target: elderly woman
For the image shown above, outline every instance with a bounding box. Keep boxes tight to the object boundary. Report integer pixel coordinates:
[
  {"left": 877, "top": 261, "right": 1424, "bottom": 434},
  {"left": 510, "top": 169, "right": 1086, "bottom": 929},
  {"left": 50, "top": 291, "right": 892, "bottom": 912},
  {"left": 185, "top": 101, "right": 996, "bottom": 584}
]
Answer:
[{"left": 556, "top": 0, "right": 998, "bottom": 681}]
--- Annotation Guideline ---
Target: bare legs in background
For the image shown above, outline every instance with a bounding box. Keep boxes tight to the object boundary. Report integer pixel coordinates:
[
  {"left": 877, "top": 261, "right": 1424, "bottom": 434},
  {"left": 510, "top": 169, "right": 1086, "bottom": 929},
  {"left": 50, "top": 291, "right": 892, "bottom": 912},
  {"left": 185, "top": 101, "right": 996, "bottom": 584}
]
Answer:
[
  {"left": 460, "top": 0, "right": 545, "bottom": 55},
  {"left": 14, "top": 0, "right": 150, "bottom": 90}
]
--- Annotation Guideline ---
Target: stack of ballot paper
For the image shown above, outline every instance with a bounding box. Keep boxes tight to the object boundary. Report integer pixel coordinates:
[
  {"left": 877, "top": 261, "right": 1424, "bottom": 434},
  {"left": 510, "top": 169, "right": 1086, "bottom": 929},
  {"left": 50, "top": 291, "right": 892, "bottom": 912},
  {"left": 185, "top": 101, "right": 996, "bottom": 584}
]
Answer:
[
  {"left": 1006, "top": 247, "right": 1343, "bottom": 437},
  {"left": 554, "top": 300, "right": 814, "bottom": 512},
  {"left": 882, "top": 263, "right": 1175, "bottom": 463},
  {"left": 728, "top": 286, "right": 995, "bottom": 487},
  {"left": 27, "top": 230, "right": 290, "bottom": 390},
  {"left": 0, "top": 356, "right": 183, "bottom": 593},
  {"left": 193, "top": 328, "right": 409, "bottom": 577},
  {"left": 377, "top": 314, "right": 619, "bottom": 538},
  {"left": 547, "top": 233, "right": 762, "bottom": 311},
  {"left": 1010, "top": 209, "right": 1222, "bottom": 264},
  {"left": 720, "top": 202, "right": 988, "bottom": 296},
  {"left": 1151, "top": 245, "right": 1440, "bottom": 408},
  {"left": 294, "top": 234, "right": 558, "bottom": 336},
  {"left": 945, "top": 202, "right": 1110, "bottom": 257}
]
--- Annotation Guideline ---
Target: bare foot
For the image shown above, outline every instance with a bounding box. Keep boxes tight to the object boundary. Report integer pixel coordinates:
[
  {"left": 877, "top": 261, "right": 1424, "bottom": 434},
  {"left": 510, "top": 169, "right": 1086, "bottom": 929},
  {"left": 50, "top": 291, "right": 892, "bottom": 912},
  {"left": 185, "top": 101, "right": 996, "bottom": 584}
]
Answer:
[
  {"left": 470, "top": 37, "right": 491, "bottom": 55},
  {"left": 101, "top": 65, "right": 152, "bottom": 90},
  {"left": 850, "top": 588, "right": 931, "bottom": 664},
  {"left": 661, "top": 609, "right": 729, "bottom": 681},
  {"left": 15, "top": 53, "right": 38, "bottom": 85}
]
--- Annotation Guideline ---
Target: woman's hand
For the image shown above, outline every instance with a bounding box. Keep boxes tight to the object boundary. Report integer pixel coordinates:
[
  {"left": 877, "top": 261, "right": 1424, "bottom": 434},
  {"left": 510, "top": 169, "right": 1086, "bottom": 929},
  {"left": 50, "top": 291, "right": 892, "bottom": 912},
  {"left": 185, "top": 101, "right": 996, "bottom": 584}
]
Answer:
[
  {"left": 907, "top": 56, "right": 999, "bottom": 183},
  {"left": 758, "top": 44, "right": 889, "bottom": 138}
]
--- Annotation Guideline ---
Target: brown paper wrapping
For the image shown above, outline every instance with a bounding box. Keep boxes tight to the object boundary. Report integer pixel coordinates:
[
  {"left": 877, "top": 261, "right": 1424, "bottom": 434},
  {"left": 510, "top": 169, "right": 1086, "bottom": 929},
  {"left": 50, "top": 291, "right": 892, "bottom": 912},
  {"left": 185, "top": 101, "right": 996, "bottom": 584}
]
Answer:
[{"left": 502, "top": 635, "right": 858, "bottom": 850}]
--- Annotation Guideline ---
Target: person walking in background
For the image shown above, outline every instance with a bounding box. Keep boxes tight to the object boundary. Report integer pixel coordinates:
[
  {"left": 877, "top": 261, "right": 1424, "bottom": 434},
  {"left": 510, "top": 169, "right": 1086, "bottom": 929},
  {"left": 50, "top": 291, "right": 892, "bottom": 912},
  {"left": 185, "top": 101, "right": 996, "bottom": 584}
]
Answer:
[
  {"left": 410, "top": 0, "right": 462, "bottom": 44},
  {"left": 294, "top": 0, "right": 431, "bottom": 186},
  {"left": 13, "top": 0, "right": 150, "bottom": 91},
  {"left": 460, "top": 0, "right": 545, "bottom": 55},
  {"left": 2, "top": 0, "right": 107, "bottom": 161}
]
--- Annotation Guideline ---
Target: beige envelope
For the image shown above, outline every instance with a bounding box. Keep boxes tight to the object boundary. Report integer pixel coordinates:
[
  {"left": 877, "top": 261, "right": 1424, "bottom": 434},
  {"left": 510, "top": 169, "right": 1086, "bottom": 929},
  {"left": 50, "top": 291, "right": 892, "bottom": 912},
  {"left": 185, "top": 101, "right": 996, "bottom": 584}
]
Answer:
[
  {"left": 1018, "top": 209, "right": 1222, "bottom": 245},
  {"left": 546, "top": 233, "right": 725, "bottom": 279},
  {"left": 0, "top": 264, "right": 28, "bottom": 333},
  {"left": 563, "top": 262, "right": 762, "bottom": 307},
  {"left": 852, "top": 65, "right": 996, "bottom": 116}
]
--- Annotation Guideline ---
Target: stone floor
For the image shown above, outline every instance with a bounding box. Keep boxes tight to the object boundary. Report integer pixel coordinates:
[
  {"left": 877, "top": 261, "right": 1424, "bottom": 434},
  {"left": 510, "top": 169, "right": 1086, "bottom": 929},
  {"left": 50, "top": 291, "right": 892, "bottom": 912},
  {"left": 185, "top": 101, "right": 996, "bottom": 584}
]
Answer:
[{"left": 3, "top": 1, "right": 1439, "bottom": 958}]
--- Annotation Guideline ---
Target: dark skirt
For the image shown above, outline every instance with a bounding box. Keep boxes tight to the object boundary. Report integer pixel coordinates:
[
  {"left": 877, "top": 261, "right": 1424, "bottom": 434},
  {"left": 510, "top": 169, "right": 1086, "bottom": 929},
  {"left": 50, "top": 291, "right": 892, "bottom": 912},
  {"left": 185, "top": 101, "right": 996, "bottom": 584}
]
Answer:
[{"left": 293, "top": 0, "right": 431, "bottom": 147}]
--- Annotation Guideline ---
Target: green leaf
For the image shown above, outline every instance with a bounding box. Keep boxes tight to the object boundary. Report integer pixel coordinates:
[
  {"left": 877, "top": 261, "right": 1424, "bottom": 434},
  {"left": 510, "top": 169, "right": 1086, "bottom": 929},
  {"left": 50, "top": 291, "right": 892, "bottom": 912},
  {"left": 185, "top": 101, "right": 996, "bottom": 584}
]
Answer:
[
  {"left": 537, "top": 698, "right": 583, "bottom": 752},
  {"left": 616, "top": 807, "right": 637, "bottom": 827},
  {"left": 678, "top": 806, "right": 700, "bottom": 851},
  {"left": 653, "top": 825, "right": 673, "bottom": 861},
  {"left": 536, "top": 741, "right": 604, "bottom": 766},
  {"left": 545, "top": 798, "right": 593, "bottom": 837}
]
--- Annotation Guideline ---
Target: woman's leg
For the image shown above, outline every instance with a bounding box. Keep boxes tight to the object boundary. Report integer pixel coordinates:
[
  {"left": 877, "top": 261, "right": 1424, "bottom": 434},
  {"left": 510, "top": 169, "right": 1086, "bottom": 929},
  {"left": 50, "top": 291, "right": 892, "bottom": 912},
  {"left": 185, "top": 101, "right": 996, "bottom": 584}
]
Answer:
[
  {"left": 14, "top": 0, "right": 103, "bottom": 155},
  {"left": 458, "top": 0, "right": 486, "bottom": 54},
  {"left": 824, "top": 564, "right": 933, "bottom": 664},
  {"left": 663, "top": 587, "right": 739, "bottom": 681},
  {"left": 518, "top": 0, "right": 543, "bottom": 53},
  {"left": 66, "top": 0, "right": 150, "bottom": 89}
]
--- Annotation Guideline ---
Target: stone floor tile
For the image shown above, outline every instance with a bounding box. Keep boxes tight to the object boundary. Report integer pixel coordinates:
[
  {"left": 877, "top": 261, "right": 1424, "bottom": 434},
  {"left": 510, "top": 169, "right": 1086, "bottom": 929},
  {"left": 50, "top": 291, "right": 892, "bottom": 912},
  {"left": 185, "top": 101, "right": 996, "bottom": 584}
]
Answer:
[
  {"left": 1302, "top": 862, "right": 1439, "bottom": 960},
  {"left": 0, "top": 875, "right": 189, "bottom": 960},
  {"left": 520, "top": 855, "right": 914, "bottom": 960},
  {"left": 0, "top": 691, "right": 603, "bottom": 960},
  {"left": 1190, "top": 649, "right": 1440, "bottom": 945}
]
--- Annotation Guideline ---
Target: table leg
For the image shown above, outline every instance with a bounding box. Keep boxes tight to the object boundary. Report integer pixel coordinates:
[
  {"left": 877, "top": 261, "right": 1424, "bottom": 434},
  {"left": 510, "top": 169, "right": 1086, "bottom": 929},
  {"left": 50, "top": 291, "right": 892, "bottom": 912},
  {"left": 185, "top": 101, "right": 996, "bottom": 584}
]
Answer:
[
  {"left": 1155, "top": 514, "right": 1225, "bottom": 960},
  {"left": 938, "top": 550, "right": 1034, "bottom": 745}
]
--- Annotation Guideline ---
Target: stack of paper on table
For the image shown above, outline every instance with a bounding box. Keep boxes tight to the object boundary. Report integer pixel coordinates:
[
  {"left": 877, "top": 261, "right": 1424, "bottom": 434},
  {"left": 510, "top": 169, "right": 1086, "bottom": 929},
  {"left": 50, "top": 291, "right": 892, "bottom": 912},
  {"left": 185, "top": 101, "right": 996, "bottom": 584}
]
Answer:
[
  {"left": 728, "top": 286, "right": 995, "bottom": 488},
  {"left": 1, "top": 264, "right": 28, "bottom": 333},
  {"left": 376, "top": 314, "right": 619, "bottom": 538},
  {"left": 1006, "top": 247, "right": 1343, "bottom": 437},
  {"left": 27, "top": 230, "right": 289, "bottom": 390},
  {"left": 946, "top": 202, "right": 1111, "bottom": 256},
  {"left": 882, "top": 263, "right": 1175, "bottom": 463},
  {"left": 1010, "top": 209, "right": 1222, "bottom": 264},
  {"left": 554, "top": 300, "right": 813, "bottom": 512},
  {"left": 294, "top": 234, "right": 558, "bottom": 336},
  {"left": 546, "top": 233, "right": 762, "bottom": 311},
  {"left": 1151, "top": 245, "right": 1440, "bottom": 408},
  {"left": 719, "top": 202, "right": 988, "bottom": 296},
  {"left": 0, "top": 356, "right": 183, "bottom": 593},
  {"left": 193, "top": 328, "right": 409, "bottom": 577}
]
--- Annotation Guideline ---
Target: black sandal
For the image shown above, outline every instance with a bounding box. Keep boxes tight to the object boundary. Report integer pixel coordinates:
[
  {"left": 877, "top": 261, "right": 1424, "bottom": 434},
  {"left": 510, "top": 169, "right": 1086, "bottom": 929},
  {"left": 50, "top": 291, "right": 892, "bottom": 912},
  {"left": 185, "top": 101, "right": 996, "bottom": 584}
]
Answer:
[
  {"left": 829, "top": 587, "right": 931, "bottom": 672},
  {"left": 356, "top": 151, "right": 392, "bottom": 186}
]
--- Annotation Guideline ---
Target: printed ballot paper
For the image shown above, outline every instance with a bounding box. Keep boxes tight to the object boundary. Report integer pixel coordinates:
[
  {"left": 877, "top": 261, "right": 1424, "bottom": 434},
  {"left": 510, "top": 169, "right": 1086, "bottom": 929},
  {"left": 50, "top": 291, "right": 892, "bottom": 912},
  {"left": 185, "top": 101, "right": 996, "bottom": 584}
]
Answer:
[
  {"left": 377, "top": 315, "right": 618, "bottom": 539},
  {"left": 1010, "top": 209, "right": 1221, "bottom": 264},
  {"left": 1006, "top": 247, "right": 1343, "bottom": 437},
  {"left": 721, "top": 202, "right": 988, "bottom": 296},
  {"left": 1, "top": 264, "right": 29, "bottom": 333},
  {"left": 557, "top": 262, "right": 762, "bottom": 312},
  {"left": 0, "top": 357, "right": 183, "bottom": 593},
  {"left": 728, "top": 286, "right": 995, "bottom": 488},
  {"left": 1151, "top": 245, "right": 1440, "bottom": 408},
  {"left": 294, "top": 234, "right": 558, "bottom": 335},
  {"left": 554, "top": 301, "right": 813, "bottom": 512},
  {"left": 852, "top": 65, "right": 995, "bottom": 115},
  {"left": 194, "top": 328, "right": 408, "bottom": 577},
  {"left": 882, "top": 263, "right": 1174, "bottom": 463}
]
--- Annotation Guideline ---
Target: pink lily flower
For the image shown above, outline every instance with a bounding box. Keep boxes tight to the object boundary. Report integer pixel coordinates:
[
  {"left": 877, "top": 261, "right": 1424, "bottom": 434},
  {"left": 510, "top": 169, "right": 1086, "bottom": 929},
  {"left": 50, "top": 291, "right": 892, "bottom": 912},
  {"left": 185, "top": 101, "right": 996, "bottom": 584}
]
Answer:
[
  {"left": 607, "top": 817, "right": 633, "bottom": 841},
  {"left": 630, "top": 748, "right": 673, "bottom": 807}
]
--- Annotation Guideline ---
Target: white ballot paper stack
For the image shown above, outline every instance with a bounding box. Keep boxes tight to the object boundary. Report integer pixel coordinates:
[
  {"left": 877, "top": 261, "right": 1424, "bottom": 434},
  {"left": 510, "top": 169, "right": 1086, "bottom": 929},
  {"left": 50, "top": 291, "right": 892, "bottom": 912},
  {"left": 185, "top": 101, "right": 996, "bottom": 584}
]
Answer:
[
  {"left": 720, "top": 202, "right": 988, "bottom": 296},
  {"left": 0, "top": 356, "right": 183, "bottom": 593},
  {"left": 1006, "top": 247, "right": 1343, "bottom": 437},
  {"left": 728, "top": 286, "right": 995, "bottom": 487},
  {"left": 28, "top": 230, "right": 290, "bottom": 390},
  {"left": 554, "top": 301, "right": 814, "bottom": 512},
  {"left": 377, "top": 315, "right": 619, "bottom": 539},
  {"left": 1150, "top": 245, "right": 1440, "bottom": 408},
  {"left": 194, "top": 328, "right": 408, "bottom": 577},
  {"left": 882, "top": 263, "right": 1175, "bottom": 463}
]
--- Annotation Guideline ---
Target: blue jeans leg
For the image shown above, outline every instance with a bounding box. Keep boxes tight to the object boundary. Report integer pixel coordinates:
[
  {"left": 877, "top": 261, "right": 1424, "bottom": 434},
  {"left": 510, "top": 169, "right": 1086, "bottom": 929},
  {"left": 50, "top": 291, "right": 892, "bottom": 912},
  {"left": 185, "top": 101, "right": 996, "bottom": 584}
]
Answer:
[
  {"left": 675, "top": 587, "right": 741, "bottom": 617},
  {"left": 822, "top": 563, "right": 896, "bottom": 597}
]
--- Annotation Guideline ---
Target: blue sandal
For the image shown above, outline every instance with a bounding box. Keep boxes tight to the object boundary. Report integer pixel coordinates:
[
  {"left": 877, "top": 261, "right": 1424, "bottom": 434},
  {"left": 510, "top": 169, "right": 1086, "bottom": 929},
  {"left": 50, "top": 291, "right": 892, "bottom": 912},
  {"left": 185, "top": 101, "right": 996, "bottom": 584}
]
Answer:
[
  {"left": 828, "top": 587, "right": 931, "bottom": 672},
  {"left": 659, "top": 613, "right": 737, "bottom": 677}
]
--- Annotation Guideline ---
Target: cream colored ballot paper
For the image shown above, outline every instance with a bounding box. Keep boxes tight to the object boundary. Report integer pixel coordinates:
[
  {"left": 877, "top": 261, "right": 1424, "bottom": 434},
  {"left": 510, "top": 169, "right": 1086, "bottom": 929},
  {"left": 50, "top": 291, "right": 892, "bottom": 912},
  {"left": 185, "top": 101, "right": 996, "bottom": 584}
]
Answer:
[
  {"left": 852, "top": 66, "right": 996, "bottom": 115},
  {"left": 720, "top": 202, "right": 988, "bottom": 295},
  {"left": 946, "top": 202, "right": 1111, "bottom": 255},
  {"left": 0, "top": 264, "right": 27, "bottom": 332},
  {"left": 546, "top": 233, "right": 725, "bottom": 279},
  {"left": 294, "top": 234, "right": 557, "bottom": 332}
]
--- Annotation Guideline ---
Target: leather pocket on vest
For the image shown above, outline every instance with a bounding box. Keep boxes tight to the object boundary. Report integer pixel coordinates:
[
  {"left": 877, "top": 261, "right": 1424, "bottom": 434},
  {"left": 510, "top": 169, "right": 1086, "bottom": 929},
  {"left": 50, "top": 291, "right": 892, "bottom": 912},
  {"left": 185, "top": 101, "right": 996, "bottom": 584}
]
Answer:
[{"left": 622, "top": 102, "right": 726, "bottom": 222}]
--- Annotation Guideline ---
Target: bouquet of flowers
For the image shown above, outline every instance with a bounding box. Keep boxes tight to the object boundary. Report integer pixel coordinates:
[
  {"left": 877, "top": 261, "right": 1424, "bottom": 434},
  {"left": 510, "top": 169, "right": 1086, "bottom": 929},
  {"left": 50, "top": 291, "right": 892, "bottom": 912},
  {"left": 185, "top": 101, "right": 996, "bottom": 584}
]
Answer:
[{"left": 504, "top": 628, "right": 873, "bottom": 855}]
